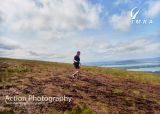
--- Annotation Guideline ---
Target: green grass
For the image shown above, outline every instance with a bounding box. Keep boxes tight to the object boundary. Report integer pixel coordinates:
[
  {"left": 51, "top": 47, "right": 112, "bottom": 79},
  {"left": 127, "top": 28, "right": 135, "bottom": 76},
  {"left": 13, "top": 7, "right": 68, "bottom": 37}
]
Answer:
[
  {"left": 1, "top": 58, "right": 160, "bottom": 85},
  {"left": 47, "top": 105, "right": 92, "bottom": 114},
  {"left": 0, "top": 107, "right": 13, "bottom": 114},
  {"left": 64, "top": 105, "right": 92, "bottom": 114},
  {"left": 113, "top": 88, "right": 124, "bottom": 95},
  {"left": 82, "top": 65, "right": 160, "bottom": 84}
]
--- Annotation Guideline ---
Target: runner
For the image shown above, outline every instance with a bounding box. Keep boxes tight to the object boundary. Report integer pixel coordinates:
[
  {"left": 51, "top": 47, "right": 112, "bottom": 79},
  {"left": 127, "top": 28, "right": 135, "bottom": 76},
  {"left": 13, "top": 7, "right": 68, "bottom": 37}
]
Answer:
[{"left": 72, "top": 51, "right": 81, "bottom": 78}]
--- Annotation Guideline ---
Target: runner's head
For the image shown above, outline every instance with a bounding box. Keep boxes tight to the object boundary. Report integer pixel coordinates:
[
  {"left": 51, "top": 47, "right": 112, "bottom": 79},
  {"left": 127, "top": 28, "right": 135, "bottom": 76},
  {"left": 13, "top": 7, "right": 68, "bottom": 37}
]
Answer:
[{"left": 77, "top": 51, "right": 80, "bottom": 56}]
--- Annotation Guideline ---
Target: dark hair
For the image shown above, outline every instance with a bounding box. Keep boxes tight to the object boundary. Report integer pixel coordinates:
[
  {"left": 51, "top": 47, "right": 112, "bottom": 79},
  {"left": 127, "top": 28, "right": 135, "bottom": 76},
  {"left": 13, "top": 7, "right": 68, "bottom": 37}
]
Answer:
[{"left": 77, "top": 51, "right": 80, "bottom": 54}]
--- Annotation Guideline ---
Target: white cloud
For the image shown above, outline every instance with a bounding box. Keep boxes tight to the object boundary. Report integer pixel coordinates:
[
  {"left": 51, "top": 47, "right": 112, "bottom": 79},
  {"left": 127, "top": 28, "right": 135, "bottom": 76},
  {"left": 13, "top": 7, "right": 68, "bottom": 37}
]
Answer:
[
  {"left": 109, "top": 12, "right": 131, "bottom": 32},
  {"left": 1, "top": 32, "right": 160, "bottom": 62},
  {"left": 0, "top": 0, "right": 102, "bottom": 34},
  {"left": 0, "top": 38, "right": 69, "bottom": 62},
  {"left": 99, "top": 36, "right": 160, "bottom": 56},
  {"left": 145, "top": 1, "right": 160, "bottom": 17},
  {"left": 64, "top": 32, "right": 160, "bottom": 61},
  {"left": 0, "top": 0, "right": 159, "bottom": 62},
  {"left": 0, "top": 37, "right": 22, "bottom": 58},
  {"left": 0, "top": 0, "right": 102, "bottom": 62},
  {"left": 0, "top": 37, "right": 20, "bottom": 50}
]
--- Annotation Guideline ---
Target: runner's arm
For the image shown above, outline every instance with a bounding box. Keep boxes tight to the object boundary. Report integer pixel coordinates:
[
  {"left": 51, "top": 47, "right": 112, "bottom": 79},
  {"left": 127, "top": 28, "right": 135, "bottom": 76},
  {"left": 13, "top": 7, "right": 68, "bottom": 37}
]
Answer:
[{"left": 73, "top": 59, "right": 78, "bottom": 63}]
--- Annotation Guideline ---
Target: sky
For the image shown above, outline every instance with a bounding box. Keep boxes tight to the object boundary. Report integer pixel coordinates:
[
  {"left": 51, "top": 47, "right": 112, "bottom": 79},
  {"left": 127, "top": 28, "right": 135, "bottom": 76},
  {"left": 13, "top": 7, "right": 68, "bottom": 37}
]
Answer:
[{"left": 0, "top": 0, "right": 160, "bottom": 63}]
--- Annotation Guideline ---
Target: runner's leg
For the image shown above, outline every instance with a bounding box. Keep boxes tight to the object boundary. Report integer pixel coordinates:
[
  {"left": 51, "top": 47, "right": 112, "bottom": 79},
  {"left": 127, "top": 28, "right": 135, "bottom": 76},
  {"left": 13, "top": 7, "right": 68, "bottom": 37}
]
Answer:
[{"left": 72, "top": 69, "right": 78, "bottom": 77}]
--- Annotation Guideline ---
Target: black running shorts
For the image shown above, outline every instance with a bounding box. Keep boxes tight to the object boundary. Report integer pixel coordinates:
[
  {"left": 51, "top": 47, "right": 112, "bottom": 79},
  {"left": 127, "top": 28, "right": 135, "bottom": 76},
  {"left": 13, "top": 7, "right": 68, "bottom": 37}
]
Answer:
[{"left": 74, "top": 63, "right": 80, "bottom": 69}]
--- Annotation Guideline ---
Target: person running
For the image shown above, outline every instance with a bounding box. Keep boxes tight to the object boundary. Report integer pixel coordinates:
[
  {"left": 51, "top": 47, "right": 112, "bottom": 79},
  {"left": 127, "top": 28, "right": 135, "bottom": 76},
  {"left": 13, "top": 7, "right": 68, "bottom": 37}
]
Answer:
[{"left": 72, "top": 51, "right": 81, "bottom": 78}]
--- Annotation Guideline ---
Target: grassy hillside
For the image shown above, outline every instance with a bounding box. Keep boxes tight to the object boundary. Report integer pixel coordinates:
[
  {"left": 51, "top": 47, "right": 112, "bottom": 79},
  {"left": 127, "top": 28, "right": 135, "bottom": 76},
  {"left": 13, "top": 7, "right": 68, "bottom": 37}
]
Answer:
[{"left": 0, "top": 58, "right": 160, "bottom": 114}]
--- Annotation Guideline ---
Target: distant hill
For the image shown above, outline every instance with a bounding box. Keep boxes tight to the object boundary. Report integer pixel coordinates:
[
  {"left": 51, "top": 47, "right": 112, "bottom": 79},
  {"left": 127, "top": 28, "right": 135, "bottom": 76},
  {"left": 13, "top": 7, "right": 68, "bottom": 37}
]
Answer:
[
  {"left": 84, "top": 57, "right": 160, "bottom": 72},
  {"left": 85, "top": 57, "right": 160, "bottom": 66},
  {"left": 0, "top": 58, "right": 160, "bottom": 114}
]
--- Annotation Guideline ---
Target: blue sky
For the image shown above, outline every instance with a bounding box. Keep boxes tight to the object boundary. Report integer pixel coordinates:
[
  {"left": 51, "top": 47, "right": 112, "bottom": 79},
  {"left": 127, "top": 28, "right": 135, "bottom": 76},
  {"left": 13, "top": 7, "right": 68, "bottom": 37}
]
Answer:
[{"left": 0, "top": 0, "right": 160, "bottom": 63}]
